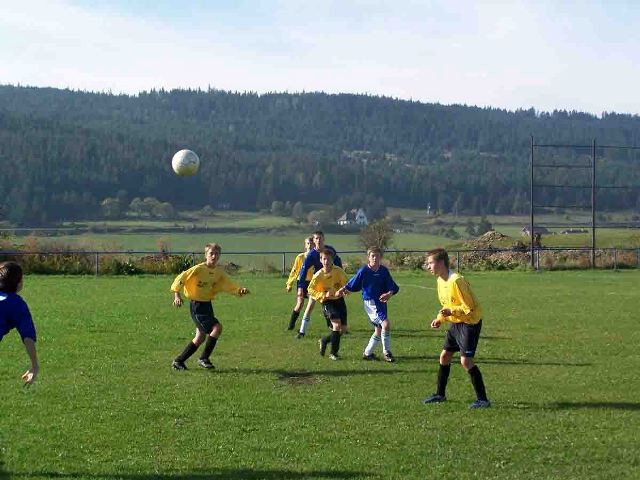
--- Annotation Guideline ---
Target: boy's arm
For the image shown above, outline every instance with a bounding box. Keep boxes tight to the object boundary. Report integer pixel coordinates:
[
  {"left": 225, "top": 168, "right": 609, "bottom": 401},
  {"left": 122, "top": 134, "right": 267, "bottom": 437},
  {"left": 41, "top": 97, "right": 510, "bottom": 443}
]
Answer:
[
  {"left": 219, "top": 272, "right": 249, "bottom": 296},
  {"left": 380, "top": 269, "right": 400, "bottom": 302},
  {"left": 297, "top": 252, "right": 314, "bottom": 288},
  {"left": 344, "top": 268, "right": 363, "bottom": 293},
  {"left": 286, "top": 255, "right": 301, "bottom": 291},
  {"left": 21, "top": 337, "right": 39, "bottom": 386},
  {"left": 307, "top": 276, "right": 325, "bottom": 303},
  {"left": 449, "top": 279, "right": 476, "bottom": 317}
]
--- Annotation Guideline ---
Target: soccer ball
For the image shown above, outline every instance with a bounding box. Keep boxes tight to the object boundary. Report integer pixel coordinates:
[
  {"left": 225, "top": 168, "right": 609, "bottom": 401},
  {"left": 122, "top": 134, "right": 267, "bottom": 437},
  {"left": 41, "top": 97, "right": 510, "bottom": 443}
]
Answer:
[{"left": 171, "top": 149, "right": 200, "bottom": 176}]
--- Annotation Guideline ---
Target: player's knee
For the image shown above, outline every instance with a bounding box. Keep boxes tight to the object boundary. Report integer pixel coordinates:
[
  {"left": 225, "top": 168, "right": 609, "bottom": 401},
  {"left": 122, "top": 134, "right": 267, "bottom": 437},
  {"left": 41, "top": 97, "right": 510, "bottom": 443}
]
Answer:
[
  {"left": 381, "top": 319, "right": 390, "bottom": 331},
  {"left": 460, "top": 356, "right": 474, "bottom": 371},
  {"left": 439, "top": 350, "right": 452, "bottom": 365},
  {"left": 212, "top": 323, "right": 223, "bottom": 337}
]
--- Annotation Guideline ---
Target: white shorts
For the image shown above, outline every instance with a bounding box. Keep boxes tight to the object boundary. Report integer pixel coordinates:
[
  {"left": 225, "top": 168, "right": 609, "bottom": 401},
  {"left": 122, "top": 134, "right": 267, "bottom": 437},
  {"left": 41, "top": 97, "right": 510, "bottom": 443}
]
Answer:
[{"left": 363, "top": 299, "right": 388, "bottom": 326}]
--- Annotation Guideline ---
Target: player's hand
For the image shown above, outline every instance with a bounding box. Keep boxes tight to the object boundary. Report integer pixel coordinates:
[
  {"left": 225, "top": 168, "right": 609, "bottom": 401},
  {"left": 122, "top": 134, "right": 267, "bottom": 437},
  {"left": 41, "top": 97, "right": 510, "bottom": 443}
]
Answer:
[
  {"left": 238, "top": 287, "right": 250, "bottom": 296},
  {"left": 439, "top": 308, "right": 452, "bottom": 317},
  {"left": 286, "top": 286, "right": 292, "bottom": 292},
  {"left": 324, "top": 291, "right": 333, "bottom": 300},
  {"left": 430, "top": 319, "right": 442, "bottom": 329},
  {"left": 379, "top": 292, "right": 393, "bottom": 303},
  {"left": 173, "top": 295, "right": 183, "bottom": 307},
  {"left": 21, "top": 366, "right": 38, "bottom": 386},
  {"left": 335, "top": 287, "right": 346, "bottom": 297}
]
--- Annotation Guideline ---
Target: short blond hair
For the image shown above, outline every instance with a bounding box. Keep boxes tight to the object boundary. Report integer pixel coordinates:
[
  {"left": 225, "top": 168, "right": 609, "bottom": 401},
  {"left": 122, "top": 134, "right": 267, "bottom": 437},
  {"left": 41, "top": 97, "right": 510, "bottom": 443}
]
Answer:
[
  {"left": 367, "top": 247, "right": 383, "bottom": 257},
  {"left": 205, "top": 243, "right": 222, "bottom": 254}
]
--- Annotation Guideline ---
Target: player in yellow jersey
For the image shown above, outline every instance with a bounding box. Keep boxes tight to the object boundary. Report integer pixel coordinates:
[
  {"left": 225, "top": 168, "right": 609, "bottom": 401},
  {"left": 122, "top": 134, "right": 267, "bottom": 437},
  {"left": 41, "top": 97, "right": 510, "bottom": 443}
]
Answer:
[
  {"left": 170, "top": 243, "right": 249, "bottom": 370},
  {"left": 308, "top": 248, "right": 349, "bottom": 360},
  {"left": 422, "top": 248, "right": 490, "bottom": 409},
  {"left": 285, "top": 236, "right": 314, "bottom": 331}
]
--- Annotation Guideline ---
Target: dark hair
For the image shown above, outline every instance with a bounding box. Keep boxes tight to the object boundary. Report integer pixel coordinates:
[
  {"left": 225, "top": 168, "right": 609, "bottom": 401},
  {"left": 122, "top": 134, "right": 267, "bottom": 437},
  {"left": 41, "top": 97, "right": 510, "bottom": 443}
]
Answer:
[
  {"left": 319, "top": 248, "right": 334, "bottom": 258},
  {"left": 0, "top": 261, "right": 23, "bottom": 293},
  {"left": 427, "top": 248, "right": 449, "bottom": 269},
  {"left": 312, "top": 230, "right": 325, "bottom": 238}
]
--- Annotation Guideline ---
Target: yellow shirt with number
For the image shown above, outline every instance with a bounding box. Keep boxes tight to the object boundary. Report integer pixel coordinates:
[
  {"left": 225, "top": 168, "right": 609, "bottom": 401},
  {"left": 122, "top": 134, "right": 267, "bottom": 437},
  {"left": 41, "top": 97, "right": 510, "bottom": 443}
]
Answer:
[
  {"left": 170, "top": 262, "right": 241, "bottom": 301},
  {"left": 436, "top": 270, "right": 482, "bottom": 325},
  {"left": 286, "top": 252, "right": 314, "bottom": 290},
  {"left": 308, "top": 266, "right": 348, "bottom": 303}
]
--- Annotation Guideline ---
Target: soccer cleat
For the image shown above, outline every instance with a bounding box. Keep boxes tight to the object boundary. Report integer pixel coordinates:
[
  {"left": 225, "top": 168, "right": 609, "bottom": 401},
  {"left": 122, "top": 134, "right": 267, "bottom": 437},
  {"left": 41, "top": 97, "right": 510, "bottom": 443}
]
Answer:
[
  {"left": 172, "top": 360, "right": 188, "bottom": 371},
  {"left": 423, "top": 393, "right": 446, "bottom": 404},
  {"left": 287, "top": 322, "right": 296, "bottom": 331},
  {"left": 197, "top": 358, "right": 215, "bottom": 370},
  {"left": 383, "top": 351, "right": 395, "bottom": 363},
  {"left": 362, "top": 353, "right": 378, "bottom": 361},
  {"left": 296, "top": 332, "right": 305, "bottom": 339},
  {"left": 318, "top": 338, "right": 328, "bottom": 356},
  {"left": 329, "top": 353, "right": 340, "bottom": 361},
  {"left": 469, "top": 399, "right": 491, "bottom": 409}
]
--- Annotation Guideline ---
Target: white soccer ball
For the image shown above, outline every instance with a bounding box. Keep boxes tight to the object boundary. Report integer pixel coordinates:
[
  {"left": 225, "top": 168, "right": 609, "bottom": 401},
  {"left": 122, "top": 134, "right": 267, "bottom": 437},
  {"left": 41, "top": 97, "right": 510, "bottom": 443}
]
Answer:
[{"left": 171, "top": 149, "right": 200, "bottom": 176}]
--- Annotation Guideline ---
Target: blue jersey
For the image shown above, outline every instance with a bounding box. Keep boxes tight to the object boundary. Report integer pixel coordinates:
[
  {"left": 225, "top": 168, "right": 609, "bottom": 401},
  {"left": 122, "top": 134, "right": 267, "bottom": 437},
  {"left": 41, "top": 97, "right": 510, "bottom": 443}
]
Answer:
[
  {"left": 0, "top": 292, "right": 36, "bottom": 341},
  {"left": 297, "top": 245, "right": 342, "bottom": 289},
  {"left": 345, "top": 265, "right": 399, "bottom": 301}
]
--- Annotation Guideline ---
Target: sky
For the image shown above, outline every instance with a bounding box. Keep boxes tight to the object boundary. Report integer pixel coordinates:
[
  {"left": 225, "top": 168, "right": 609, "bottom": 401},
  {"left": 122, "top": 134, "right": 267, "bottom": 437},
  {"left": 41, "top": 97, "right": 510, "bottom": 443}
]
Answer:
[{"left": 1, "top": 0, "right": 639, "bottom": 115}]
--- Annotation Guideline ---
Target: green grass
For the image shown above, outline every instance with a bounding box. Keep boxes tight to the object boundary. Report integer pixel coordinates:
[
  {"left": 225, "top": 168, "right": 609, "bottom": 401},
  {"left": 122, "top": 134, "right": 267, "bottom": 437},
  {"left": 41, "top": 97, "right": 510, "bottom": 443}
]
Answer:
[{"left": 2, "top": 271, "right": 639, "bottom": 479}]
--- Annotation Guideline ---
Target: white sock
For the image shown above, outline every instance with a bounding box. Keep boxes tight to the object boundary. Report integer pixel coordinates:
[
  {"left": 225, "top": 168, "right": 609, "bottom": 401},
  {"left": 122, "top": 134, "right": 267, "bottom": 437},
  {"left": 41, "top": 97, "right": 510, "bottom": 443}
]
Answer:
[
  {"left": 299, "top": 317, "right": 311, "bottom": 334},
  {"left": 382, "top": 330, "right": 391, "bottom": 354},
  {"left": 364, "top": 334, "right": 381, "bottom": 356}
]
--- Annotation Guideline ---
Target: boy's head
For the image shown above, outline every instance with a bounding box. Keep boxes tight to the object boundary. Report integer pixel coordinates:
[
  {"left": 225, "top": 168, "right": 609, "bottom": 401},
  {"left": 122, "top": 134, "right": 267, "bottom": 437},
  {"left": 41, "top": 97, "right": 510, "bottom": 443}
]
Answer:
[
  {"left": 312, "top": 231, "right": 325, "bottom": 250},
  {"left": 425, "top": 248, "right": 449, "bottom": 275},
  {"left": 204, "top": 243, "right": 222, "bottom": 267},
  {"left": 304, "top": 236, "right": 313, "bottom": 251},
  {"left": 0, "top": 261, "right": 24, "bottom": 293},
  {"left": 367, "top": 247, "right": 382, "bottom": 268},
  {"left": 319, "top": 247, "right": 334, "bottom": 270}
]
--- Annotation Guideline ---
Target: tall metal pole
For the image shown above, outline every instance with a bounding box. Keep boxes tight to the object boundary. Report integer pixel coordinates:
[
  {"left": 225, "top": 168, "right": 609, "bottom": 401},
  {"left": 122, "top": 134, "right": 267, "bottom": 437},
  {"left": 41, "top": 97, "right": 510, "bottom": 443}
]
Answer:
[
  {"left": 591, "top": 138, "right": 597, "bottom": 269},
  {"left": 530, "top": 136, "right": 535, "bottom": 268}
]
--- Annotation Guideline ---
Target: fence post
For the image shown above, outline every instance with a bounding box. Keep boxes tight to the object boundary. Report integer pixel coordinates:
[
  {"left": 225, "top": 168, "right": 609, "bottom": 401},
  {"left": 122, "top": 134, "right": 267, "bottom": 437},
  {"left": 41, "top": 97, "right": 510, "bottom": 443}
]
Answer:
[
  {"left": 456, "top": 251, "right": 461, "bottom": 272},
  {"left": 637, "top": 249, "right": 640, "bottom": 269},
  {"left": 282, "top": 253, "right": 286, "bottom": 276},
  {"left": 613, "top": 248, "right": 618, "bottom": 270},
  {"left": 191, "top": 252, "right": 196, "bottom": 266},
  {"left": 535, "top": 249, "right": 540, "bottom": 271},
  {"left": 95, "top": 252, "right": 99, "bottom": 276}
]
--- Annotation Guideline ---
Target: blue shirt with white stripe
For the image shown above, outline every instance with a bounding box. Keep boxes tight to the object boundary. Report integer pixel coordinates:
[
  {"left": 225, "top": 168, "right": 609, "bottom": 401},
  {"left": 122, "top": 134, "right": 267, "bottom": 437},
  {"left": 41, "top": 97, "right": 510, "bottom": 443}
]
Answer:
[
  {"left": 0, "top": 292, "right": 36, "bottom": 342},
  {"left": 345, "top": 264, "right": 399, "bottom": 301}
]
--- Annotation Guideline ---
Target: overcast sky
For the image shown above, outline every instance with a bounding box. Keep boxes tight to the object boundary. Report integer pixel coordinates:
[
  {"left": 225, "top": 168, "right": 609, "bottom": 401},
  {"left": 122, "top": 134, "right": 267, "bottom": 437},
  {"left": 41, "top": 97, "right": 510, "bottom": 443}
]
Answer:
[{"left": 1, "top": 1, "right": 639, "bottom": 115}]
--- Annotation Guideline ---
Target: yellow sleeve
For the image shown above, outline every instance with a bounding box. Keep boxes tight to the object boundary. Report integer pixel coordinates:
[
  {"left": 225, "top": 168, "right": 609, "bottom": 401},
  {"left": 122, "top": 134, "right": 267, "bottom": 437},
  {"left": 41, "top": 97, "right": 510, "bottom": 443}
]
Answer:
[
  {"left": 170, "top": 265, "right": 197, "bottom": 292},
  {"left": 450, "top": 278, "right": 476, "bottom": 317},
  {"left": 215, "top": 270, "right": 242, "bottom": 296},
  {"left": 307, "top": 272, "right": 325, "bottom": 303},
  {"left": 286, "top": 254, "right": 303, "bottom": 289}
]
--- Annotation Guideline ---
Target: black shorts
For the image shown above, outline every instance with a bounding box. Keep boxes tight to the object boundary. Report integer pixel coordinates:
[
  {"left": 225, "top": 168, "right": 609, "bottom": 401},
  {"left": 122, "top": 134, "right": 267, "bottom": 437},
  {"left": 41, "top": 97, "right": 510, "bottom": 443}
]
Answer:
[
  {"left": 322, "top": 298, "right": 347, "bottom": 326},
  {"left": 190, "top": 300, "right": 219, "bottom": 334},
  {"left": 443, "top": 320, "right": 482, "bottom": 358}
]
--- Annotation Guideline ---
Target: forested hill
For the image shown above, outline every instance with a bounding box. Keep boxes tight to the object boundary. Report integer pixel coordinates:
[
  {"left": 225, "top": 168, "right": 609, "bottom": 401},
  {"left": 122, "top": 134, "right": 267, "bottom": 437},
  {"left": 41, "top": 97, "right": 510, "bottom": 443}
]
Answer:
[{"left": 1, "top": 84, "right": 639, "bottom": 225}]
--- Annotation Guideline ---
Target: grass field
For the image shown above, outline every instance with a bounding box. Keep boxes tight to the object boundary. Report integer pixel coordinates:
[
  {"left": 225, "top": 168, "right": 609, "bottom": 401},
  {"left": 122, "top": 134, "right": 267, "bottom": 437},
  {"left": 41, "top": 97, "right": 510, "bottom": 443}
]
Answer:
[{"left": 2, "top": 271, "right": 639, "bottom": 479}]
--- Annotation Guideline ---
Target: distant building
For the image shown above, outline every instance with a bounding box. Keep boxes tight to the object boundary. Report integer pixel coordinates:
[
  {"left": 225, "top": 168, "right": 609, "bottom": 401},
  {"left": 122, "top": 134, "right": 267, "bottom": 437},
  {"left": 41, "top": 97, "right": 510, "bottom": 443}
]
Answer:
[
  {"left": 521, "top": 226, "right": 550, "bottom": 237},
  {"left": 337, "top": 208, "right": 369, "bottom": 226}
]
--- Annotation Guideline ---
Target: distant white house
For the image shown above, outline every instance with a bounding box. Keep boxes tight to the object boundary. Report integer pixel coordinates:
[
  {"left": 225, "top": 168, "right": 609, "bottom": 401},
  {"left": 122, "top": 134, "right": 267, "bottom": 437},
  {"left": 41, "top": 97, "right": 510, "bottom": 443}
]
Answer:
[
  {"left": 337, "top": 208, "right": 369, "bottom": 226},
  {"left": 521, "top": 226, "right": 550, "bottom": 237}
]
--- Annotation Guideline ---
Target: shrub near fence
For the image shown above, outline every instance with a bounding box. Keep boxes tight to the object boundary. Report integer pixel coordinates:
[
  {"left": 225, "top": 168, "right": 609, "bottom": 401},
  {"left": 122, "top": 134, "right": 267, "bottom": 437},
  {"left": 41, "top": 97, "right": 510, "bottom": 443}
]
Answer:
[{"left": 0, "top": 247, "right": 639, "bottom": 275}]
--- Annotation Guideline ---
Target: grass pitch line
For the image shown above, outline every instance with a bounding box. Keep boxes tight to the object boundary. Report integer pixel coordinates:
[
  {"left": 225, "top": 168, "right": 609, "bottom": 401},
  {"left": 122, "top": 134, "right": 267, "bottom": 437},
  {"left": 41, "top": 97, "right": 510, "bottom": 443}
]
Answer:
[{"left": 398, "top": 283, "right": 435, "bottom": 290}]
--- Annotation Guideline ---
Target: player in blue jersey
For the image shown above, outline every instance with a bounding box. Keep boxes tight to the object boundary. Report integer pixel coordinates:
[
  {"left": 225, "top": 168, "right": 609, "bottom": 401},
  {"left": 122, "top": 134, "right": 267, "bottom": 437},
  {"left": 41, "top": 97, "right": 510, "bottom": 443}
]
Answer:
[
  {"left": 296, "top": 230, "right": 342, "bottom": 338},
  {"left": 0, "top": 261, "right": 39, "bottom": 385},
  {"left": 337, "top": 247, "right": 399, "bottom": 362}
]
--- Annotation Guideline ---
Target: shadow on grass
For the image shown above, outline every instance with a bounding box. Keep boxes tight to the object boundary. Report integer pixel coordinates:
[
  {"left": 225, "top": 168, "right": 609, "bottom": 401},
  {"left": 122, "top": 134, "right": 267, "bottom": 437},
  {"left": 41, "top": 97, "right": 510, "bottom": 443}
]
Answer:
[
  {"left": 394, "top": 355, "right": 591, "bottom": 367},
  {"left": 502, "top": 401, "right": 640, "bottom": 411},
  {"left": 3, "top": 469, "right": 375, "bottom": 480},
  {"left": 548, "top": 401, "right": 640, "bottom": 411},
  {"left": 0, "top": 462, "right": 8, "bottom": 480}
]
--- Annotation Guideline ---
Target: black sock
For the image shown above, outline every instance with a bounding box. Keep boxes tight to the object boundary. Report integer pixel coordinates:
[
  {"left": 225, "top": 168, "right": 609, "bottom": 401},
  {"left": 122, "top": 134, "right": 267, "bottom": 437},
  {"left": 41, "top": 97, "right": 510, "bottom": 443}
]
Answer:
[
  {"left": 437, "top": 364, "right": 451, "bottom": 397},
  {"left": 468, "top": 365, "right": 488, "bottom": 401},
  {"left": 176, "top": 341, "right": 198, "bottom": 362},
  {"left": 200, "top": 336, "right": 218, "bottom": 360},
  {"left": 288, "top": 310, "right": 300, "bottom": 329},
  {"left": 330, "top": 330, "right": 341, "bottom": 355}
]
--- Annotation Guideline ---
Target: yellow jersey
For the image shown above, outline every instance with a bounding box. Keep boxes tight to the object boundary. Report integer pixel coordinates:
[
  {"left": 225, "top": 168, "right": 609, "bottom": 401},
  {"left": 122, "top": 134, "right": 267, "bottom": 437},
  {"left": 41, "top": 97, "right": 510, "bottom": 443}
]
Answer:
[
  {"left": 436, "top": 271, "right": 482, "bottom": 325},
  {"left": 170, "top": 262, "right": 241, "bottom": 302},
  {"left": 286, "top": 252, "right": 314, "bottom": 290},
  {"left": 308, "top": 266, "right": 348, "bottom": 303}
]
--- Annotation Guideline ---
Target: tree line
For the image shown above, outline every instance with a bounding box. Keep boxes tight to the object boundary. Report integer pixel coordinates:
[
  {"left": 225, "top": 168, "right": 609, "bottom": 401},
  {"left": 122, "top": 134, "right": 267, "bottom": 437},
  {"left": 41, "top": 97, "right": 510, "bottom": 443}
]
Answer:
[{"left": 0, "top": 84, "right": 639, "bottom": 225}]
